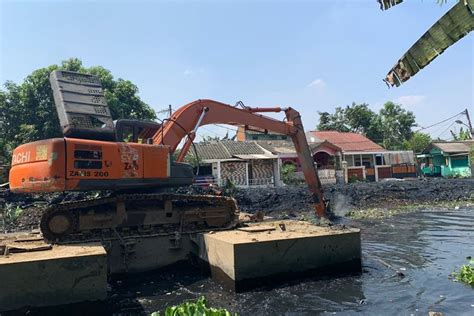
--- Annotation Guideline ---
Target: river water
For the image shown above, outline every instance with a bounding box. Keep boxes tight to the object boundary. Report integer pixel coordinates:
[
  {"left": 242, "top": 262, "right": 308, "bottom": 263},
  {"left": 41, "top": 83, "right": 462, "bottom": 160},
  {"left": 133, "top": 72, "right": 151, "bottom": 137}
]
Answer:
[
  {"left": 103, "top": 207, "right": 474, "bottom": 315},
  {"left": 18, "top": 208, "right": 474, "bottom": 315}
]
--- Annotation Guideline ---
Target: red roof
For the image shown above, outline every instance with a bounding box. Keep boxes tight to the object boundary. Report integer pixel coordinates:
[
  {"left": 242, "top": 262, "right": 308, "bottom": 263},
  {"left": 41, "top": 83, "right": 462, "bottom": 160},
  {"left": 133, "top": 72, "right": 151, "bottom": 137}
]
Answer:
[{"left": 308, "top": 131, "right": 385, "bottom": 152}]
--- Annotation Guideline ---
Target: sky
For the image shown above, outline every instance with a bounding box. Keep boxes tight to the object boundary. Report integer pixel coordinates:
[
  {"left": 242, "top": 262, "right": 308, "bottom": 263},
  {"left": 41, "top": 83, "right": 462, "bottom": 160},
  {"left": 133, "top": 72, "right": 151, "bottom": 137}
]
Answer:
[{"left": 0, "top": 0, "right": 473, "bottom": 141}]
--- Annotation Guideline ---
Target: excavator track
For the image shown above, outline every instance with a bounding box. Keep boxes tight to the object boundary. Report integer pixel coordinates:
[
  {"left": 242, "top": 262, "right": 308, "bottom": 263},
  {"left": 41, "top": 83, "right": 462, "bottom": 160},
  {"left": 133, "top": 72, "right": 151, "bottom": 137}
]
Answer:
[{"left": 40, "top": 193, "right": 239, "bottom": 243}]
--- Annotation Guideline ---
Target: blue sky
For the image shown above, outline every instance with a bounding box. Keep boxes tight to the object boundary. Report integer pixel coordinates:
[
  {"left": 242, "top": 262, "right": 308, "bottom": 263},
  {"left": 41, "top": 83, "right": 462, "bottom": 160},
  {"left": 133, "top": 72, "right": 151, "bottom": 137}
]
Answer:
[{"left": 1, "top": 0, "right": 473, "bottom": 140}]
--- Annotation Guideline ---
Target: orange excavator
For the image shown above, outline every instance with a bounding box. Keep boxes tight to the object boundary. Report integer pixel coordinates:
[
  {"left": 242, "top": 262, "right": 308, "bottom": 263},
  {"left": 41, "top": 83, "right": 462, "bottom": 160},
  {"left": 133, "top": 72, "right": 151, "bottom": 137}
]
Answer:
[{"left": 9, "top": 70, "right": 327, "bottom": 242}]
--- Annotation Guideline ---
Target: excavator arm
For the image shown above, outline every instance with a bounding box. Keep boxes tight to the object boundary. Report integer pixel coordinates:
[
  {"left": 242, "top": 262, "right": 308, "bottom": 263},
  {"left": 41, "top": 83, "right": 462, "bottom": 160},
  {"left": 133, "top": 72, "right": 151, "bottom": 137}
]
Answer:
[{"left": 153, "top": 99, "right": 328, "bottom": 218}]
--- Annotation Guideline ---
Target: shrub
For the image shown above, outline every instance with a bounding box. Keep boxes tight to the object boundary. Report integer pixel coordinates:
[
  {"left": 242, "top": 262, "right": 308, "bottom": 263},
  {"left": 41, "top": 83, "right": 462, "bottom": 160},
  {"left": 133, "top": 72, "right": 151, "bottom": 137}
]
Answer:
[
  {"left": 151, "top": 296, "right": 236, "bottom": 316},
  {"left": 281, "top": 163, "right": 297, "bottom": 185}
]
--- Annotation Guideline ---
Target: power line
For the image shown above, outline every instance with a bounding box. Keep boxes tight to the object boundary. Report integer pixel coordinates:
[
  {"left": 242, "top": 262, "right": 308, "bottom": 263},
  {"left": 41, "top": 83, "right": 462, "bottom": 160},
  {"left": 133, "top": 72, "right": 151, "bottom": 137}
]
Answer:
[
  {"left": 436, "top": 121, "right": 456, "bottom": 140},
  {"left": 430, "top": 119, "right": 457, "bottom": 137},
  {"left": 415, "top": 111, "right": 464, "bottom": 132}
]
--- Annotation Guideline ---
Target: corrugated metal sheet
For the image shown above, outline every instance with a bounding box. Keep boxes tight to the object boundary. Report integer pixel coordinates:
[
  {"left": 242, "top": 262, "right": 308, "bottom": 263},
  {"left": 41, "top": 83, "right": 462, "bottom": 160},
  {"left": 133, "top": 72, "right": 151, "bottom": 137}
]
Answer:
[
  {"left": 255, "top": 140, "right": 297, "bottom": 154},
  {"left": 383, "top": 151, "right": 415, "bottom": 164},
  {"left": 385, "top": 0, "right": 474, "bottom": 87},
  {"left": 255, "top": 140, "right": 331, "bottom": 155}
]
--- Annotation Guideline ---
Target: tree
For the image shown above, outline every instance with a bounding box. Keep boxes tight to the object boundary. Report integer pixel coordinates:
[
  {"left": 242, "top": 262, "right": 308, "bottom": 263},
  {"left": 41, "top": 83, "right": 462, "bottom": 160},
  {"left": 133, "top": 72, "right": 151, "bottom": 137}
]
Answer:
[
  {"left": 317, "top": 103, "right": 380, "bottom": 138},
  {"left": 403, "top": 131, "right": 431, "bottom": 153},
  {"left": 450, "top": 127, "right": 472, "bottom": 140},
  {"left": 0, "top": 58, "right": 156, "bottom": 167},
  {"left": 316, "top": 101, "right": 416, "bottom": 150},
  {"left": 379, "top": 101, "right": 416, "bottom": 149}
]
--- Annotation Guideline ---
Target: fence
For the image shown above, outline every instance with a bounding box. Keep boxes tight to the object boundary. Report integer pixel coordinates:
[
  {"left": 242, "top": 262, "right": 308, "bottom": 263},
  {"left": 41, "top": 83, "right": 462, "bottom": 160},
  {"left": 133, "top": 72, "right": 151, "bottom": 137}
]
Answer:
[
  {"left": 193, "top": 176, "right": 274, "bottom": 187},
  {"left": 346, "top": 164, "right": 416, "bottom": 182},
  {"left": 249, "top": 177, "right": 274, "bottom": 186}
]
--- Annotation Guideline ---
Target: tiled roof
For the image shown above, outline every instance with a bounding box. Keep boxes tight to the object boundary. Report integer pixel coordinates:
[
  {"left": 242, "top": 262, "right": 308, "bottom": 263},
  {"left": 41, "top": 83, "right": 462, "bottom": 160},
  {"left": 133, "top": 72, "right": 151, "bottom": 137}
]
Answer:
[
  {"left": 192, "top": 140, "right": 267, "bottom": 161},
  {"left": 430, "top": 141, "right": 473, "bottom": 154},
  {"left": 221, "top": 140, "right": 265, "bottom": 155},
  {"left": 194, "top": 142, "right": 232, "bottom": 160},
  {"left": 307, "top": 131, "right": 385, "bottom": 152}
]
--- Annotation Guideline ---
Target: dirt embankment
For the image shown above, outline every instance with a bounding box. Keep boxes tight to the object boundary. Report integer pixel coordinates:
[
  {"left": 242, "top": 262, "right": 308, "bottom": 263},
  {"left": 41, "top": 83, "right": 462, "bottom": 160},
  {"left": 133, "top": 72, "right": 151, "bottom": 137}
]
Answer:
[
  {"left": 1, "top": 178, "right": 473, "bottom": 232},
  {"left": 234, "top": 178, "right": 474, "bottom": 219}
]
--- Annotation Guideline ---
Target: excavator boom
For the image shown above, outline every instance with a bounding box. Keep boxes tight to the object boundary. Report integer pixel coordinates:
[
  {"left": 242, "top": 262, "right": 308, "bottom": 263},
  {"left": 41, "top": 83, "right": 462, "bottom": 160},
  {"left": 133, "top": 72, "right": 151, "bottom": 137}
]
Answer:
[{"left": 153, "top": 99, "right": 327, "bottom": 217}]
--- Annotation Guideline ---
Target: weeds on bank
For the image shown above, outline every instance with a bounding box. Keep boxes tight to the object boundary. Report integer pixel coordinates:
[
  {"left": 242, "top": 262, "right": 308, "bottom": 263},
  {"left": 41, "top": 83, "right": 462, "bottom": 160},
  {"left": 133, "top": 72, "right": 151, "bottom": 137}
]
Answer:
[
  {"left": 151, "top": 296, "right": 236, "bottom": 316},
  {"left": 346, "top": 198, "right": 474, "bottom": 220},
  {"left": 0, "top": 203, "right": 23, "bottom": 233},
  {"left": 451, "top": 258, "right": 474, "bottom": 287}
]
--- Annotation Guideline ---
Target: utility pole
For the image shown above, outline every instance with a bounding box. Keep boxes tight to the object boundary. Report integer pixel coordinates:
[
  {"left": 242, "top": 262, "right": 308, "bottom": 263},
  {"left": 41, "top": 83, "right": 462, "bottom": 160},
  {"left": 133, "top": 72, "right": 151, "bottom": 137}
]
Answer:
[{"left": 168, "top": 104, "right": 172, "bottom": 118}]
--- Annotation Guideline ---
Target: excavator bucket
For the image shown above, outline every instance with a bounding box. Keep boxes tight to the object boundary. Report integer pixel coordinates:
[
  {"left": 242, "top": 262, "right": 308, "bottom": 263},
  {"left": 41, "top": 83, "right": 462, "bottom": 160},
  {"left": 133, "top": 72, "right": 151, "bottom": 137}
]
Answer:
[{"left": 49, "top": 70, "right": 116, "bottom": 140}]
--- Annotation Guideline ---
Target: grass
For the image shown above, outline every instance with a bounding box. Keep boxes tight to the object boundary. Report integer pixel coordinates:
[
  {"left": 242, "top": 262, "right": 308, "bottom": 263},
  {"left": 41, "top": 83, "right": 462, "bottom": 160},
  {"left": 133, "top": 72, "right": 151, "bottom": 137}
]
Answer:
[
  {"left": 151, "top": 296, "right": 236, "bottom": 316},
  {"left": 451, "top": 258, "right": 474, "bottom": 287}
]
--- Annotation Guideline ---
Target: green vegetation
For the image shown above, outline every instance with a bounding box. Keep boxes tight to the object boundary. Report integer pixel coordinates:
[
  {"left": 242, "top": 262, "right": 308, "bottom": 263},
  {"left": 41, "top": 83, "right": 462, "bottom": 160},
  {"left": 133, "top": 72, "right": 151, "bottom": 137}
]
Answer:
[
  {"left": 450, "top": 127, "right": 472, "bottom": 141},
  {"left": 151, "top": 296, "right": 236, "bottom": 316},
  {"left": 346, "top": 198, "right": 474, "bottom": 220},
  {"left": 402, "top": 131, "right": 431, "bottom": 154},
  {"left": 348, "top": 175, "right": 364, "bottom": 183},
  {"left": 0, "top": 58, "right": 156, "bottom": 169},
  {"left": 451, "top": 258, "right": 474, "bottom": 287},
  {"left": 0, "top": 203, "right": 23, "bottom": 233},
  {"left": 223, "top": 178, "right": 236, "bottom": 197},
  {"left": 317, "top": 101, "right": 416, "bottom": 150},
  {"left": 281, "top": 163, "right": 297, "bottom": 185}
]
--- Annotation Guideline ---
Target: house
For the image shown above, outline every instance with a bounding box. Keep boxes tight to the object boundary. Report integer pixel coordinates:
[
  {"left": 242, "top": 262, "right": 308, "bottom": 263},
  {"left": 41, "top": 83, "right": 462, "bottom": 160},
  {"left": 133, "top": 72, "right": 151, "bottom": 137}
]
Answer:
[
  {"left": 255, "top": 140, "right": 342, "bottom": 184},
  {"left": 307, "top": 131, "right": 417, "bottom": 181},
  {"left": 188, "top": 140, "right": 279, "bottom": 187},
  {"left": 417, "top": 141, "right": 473, "bottom": 178}
]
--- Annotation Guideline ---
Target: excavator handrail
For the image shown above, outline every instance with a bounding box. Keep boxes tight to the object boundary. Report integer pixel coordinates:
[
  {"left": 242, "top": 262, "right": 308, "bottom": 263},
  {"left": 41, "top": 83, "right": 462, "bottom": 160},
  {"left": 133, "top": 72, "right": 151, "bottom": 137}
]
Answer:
[{"left": 153, "top": 99, "right": 328, "bottom": 217}]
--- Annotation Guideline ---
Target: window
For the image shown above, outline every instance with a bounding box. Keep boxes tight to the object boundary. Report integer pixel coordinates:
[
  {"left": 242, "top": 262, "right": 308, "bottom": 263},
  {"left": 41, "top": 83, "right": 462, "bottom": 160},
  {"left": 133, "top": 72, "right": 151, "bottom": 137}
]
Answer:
[{"left": 450, "top": 155, "right": 469, "bottom": 168}]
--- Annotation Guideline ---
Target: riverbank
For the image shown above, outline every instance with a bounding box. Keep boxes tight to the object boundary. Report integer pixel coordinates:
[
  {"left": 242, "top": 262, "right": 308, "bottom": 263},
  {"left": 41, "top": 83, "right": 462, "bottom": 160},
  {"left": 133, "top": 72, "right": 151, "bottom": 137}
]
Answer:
[
  {"left": 234, "top": 178, "right": 474, "bottom": 220},
  {"left": 1, "top": 178, "right": 473, "bottom": 232}
]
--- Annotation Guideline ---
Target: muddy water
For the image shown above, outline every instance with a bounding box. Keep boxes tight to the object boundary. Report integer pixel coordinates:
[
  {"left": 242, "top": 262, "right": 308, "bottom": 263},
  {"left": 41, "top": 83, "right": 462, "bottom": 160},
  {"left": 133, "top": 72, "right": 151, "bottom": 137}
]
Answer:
[{"left": 104, "top": 207, "right": 474, "bottom": 315}]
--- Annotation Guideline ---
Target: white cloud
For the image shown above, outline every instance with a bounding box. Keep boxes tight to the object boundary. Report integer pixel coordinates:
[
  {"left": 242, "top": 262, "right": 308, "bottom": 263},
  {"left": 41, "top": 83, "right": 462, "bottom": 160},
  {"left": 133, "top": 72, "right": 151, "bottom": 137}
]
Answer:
[
  {"left": 307, "top": 78, "right": 326, "bottom": 88},
  {"left": 184, "top": 67, "right": 206, "bottom": 77},
  {"left": 395, "top": 95, "right": 427, "bottom": 108}
]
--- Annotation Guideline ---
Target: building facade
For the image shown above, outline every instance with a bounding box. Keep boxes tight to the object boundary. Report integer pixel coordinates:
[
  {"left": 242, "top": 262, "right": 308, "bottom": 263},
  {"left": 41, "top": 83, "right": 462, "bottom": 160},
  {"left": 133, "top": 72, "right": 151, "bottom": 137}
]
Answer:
[{"left": 417, "top": 141, "right": 473, "bottom": 178}]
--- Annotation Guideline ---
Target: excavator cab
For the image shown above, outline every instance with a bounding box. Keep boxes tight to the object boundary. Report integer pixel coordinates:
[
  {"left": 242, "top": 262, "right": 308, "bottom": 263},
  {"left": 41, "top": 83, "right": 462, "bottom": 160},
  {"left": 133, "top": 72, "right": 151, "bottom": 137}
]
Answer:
[{"left": 115, "top": 120, "right": 161, "bottom": 144}]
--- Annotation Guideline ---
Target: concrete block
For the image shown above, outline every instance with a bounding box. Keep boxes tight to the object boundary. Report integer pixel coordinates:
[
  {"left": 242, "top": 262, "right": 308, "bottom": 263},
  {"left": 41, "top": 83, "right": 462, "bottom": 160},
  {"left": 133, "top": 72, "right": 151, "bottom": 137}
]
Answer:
[
  {"left": 0, "top": 243, "right": 107, "bottom": 311},
  {"left": 198, "top": 220, "right": 361, "bottom": 291}
]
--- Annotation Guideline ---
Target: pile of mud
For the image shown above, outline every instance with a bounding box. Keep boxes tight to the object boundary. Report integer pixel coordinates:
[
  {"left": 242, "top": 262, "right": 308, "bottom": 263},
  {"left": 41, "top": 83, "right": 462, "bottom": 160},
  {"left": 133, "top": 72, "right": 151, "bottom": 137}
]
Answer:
[
  {"left": 1, "top": 178, "right": 473, "bottom": 232},
  {"left": 234, "top": 178, "right": 474, "bottom": 218}
]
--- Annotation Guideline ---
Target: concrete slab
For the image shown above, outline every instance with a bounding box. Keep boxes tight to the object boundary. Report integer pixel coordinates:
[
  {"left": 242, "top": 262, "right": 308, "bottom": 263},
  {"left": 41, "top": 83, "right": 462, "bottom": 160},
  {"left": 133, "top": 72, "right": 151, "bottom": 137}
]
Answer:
[
  {"left": 0, "top": 241, "right": 107, "bottom": 312},
  {"left": 198, "top": 220, "right": 361, "bottom": 291}
]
